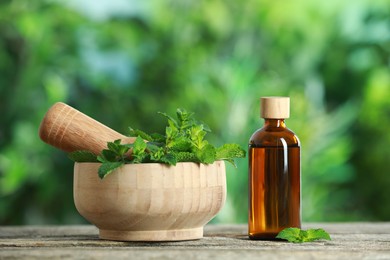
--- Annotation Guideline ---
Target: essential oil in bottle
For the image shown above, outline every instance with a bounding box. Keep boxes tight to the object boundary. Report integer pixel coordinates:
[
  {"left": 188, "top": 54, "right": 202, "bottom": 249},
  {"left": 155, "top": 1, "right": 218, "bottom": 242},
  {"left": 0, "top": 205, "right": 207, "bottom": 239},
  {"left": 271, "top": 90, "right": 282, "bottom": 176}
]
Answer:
[{"left": 248, "top": 97, "right": 301, "bottom": 240}]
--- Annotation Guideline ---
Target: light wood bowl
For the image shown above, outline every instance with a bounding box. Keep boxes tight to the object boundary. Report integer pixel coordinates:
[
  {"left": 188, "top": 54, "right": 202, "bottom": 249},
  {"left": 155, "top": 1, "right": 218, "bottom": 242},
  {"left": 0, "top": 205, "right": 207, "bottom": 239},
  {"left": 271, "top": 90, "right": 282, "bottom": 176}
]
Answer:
[{"left": 74, "top": 161, "right": 226, "bottom": 241}]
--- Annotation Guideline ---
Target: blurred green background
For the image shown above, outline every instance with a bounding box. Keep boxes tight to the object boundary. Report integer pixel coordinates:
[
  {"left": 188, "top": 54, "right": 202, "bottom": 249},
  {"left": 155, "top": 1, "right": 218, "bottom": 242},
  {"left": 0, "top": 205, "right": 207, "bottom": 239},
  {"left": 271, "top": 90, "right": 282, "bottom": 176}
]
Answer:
[{"left": 1, "top": 0, "right": 389, "bottom": 225}]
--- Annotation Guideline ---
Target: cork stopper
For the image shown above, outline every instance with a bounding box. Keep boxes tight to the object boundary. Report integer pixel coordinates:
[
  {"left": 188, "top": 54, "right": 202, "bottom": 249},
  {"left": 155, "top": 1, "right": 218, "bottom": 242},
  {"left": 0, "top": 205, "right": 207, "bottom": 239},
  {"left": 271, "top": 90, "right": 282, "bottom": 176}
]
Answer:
[{"left": 260, "top": 97, "right": 290, "bottom": 119}]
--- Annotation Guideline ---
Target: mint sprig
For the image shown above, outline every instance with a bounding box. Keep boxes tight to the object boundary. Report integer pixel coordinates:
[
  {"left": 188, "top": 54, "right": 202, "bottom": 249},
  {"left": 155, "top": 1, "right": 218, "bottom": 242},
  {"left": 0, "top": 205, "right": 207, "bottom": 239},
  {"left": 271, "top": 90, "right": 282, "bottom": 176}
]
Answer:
[
  {"left": 95, "top": 139, "right": 132, "bottom": 178},
  {"left": 276, "top": 228, "right": 331, "bottom": 243},
  {"left": 68, "top": 108, "right": 246, "bottom": 179}
]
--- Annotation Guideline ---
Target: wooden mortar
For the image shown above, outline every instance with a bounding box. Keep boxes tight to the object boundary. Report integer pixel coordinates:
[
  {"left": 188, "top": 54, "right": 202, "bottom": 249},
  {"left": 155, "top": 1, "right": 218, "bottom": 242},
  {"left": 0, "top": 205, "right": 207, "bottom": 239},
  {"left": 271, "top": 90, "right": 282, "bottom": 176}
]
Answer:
[
  {"left": 39, "top": 102, "right": 227, "bottom": 241},
  {"left": 74, "top": 162, "right": 226, "bottom": 241}
]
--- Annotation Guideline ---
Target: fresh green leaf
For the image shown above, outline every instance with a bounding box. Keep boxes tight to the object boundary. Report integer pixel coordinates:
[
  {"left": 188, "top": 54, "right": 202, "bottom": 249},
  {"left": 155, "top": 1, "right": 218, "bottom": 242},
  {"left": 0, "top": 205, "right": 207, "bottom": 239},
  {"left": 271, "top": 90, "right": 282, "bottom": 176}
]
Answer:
[
  {"left": 276, "top": 228, "right": 331, "bottom": 243},
  {"left": 194, "top": 144, "right": 216, "bottom": 164},
  {"left": 176, "top": 108, "right": 195, "bottom": 130},
  {"left": 160, "top": 153, "right": 177, "bottom": 165},
  {"left": 222, "top": 158, "right": 237, "bottom": 168},
  {"left": 69, "top": 108, "right": 246, "bottom": 178},
  {"left": 128, "top": 127, "right": 153, "bottom": 141},
  {"left": 107, "top": 139, "right": 131, "bottom": 156},
  {"left": 199, "top": 122, "right": 211, "bottom": 132},
  {"left": 149, "top": 146, "right": 165, "bottom": 161},
  {"left": 216, "top": 144, "right": 246, "bottom": 160},
  {"left": 167, "top": 136, "right": 192, "bottom": 151},
  {"left": 68, "top": 150, "right": 98, "bottom": 162},
  {"left": 276, "top": 228, "right": 302, "bottom": 243},
  {"left": 150, "top": 133, "right": 166, "bottom": 142},
  {"left": 131, "top": 136, "right": 148, "bottom": 163},
  {"left": 215, "top": 144, "right": 246, "bottom": 167},
  {"left": 158, "top": 111, "right": 179, "bottom": 129},
  {"left": 132, "top": 136, "right": 147, "bottom": 155},
  {"left": 132, "top": 153, "right": 149, "bottom": 164},
  {"left": 97, "top": 149, "right": 117, "bottom": 162},
  {"left": 188, "top": 125, "right": 208, "bottom": 149},
  {"left": 107, "top": 140, "right": 119, "bottom": 153},
  {"left": 173, "top": 151, "right": 199, "bottom": 162},
  {"left": 305, "top": 228, "right": 332, "bottom": 242},
  {"left": 96, "top": 139, "right": 134, "bottom": 177},
  {"left": 146, "top": 142, "right": 161, "bottom": 153},
  {"left": 98, "top": 161, "right": 124, "bottom": 179}
]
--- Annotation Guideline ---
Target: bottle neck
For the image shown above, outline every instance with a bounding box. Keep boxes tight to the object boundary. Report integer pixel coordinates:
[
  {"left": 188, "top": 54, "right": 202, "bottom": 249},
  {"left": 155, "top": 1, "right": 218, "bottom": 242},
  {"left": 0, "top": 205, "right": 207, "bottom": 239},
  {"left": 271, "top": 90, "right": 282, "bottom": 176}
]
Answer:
[{"left": 263, "top": 119, "right": 286, "bottom": 128}]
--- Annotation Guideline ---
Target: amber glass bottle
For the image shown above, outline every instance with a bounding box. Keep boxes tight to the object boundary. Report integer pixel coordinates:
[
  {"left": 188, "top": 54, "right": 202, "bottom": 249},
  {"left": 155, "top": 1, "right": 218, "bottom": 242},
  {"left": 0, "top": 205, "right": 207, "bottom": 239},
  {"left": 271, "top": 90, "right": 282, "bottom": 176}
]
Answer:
[{"left": 248, "top": 97, "right": 301, "bottom": 240}]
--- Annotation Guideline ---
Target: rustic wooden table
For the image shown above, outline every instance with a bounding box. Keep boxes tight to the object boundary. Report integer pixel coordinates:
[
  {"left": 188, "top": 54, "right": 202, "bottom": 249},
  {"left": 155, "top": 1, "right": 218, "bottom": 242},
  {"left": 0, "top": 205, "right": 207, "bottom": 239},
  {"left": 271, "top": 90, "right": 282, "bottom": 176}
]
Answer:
[{"left": 1, "top": 223, "right": 389, "bottom": 259}]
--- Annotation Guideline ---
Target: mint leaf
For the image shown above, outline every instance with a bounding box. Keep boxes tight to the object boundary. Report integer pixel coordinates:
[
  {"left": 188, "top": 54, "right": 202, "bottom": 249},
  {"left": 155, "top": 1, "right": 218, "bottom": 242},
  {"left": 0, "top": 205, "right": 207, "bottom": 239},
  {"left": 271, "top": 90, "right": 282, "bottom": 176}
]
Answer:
[
  {"left": 167, "top": 136, "right": 192, "bottom": 151},
  {"left": 276, "top": 228, "right": 331, "bottom": 243},
  {"left": 160, "top": 153, "right": 177, "bottom": 165},
  {"left": 97, "top": 149, "right": 117, "bottom": 162},
  {"left": 69, "top": 108, "right": 246, "bottom": 177},
  {"left": 304, "top": 228, "right": 331, "bottom": 242},
  {"left": 68, "top": 150, "right": 98, "bottom": 162},
  {"left": 165, "top": 126, "right": 179, "bottom": 146},
  {"left": 222, "top": 158, "right": 237, "bottom": 167},
  {"left": 215, "top": 143, "right": 246, "bottom": 167},
  {"left": 194, "top": 144, "right": 216, "bottom": 164},
  {"left": 97, "top": 140, "right": 133, "bottom": 177},
  {"left": 176, "top": 108, "right": 195, "bottom": 131},
  {"left": 158, "top": 111, "right": 179, "bottom": 130},
  {"left": 129, "top": 127, "right": 153, "bottom": 141},
  {"left": 199, "top": 121, "right": 211, "bottom": 132},
  {"left": 133, "top": 136, "right": 147, "bottom": 155},
  {"left": 131, "top": 136, "right": 148, "bottom": 163},
  {"left": 149, "top": 146, "right": 165, "bottom": 161},
  {"left": 107, "top": 139, "right": 131, "bottom": 157},
  {"left": 189, "top": 125, "right": 208, "bottom": 149},
  {"left": 276, "top": 228, "right": 302, "bottom": 243},
  {"left": 98, "top": 161, "right": 124, "bottom": 179},
  {"left": 173, "top": 151, "right": 199, "bottom": 162},
  {"left": 150, "top": 133, "right": 166, "bottom": 142},
  {"left": 216, "top": 144, "right": 246, "bottom": 159}
]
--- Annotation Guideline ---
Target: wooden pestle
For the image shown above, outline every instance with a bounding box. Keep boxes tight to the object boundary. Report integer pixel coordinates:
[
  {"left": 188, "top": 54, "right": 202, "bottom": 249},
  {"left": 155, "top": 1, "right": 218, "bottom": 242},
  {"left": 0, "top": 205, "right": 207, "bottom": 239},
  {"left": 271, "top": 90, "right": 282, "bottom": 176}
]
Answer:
[{"left": 39, "top": 102, "right": 136, "bottom": 155}]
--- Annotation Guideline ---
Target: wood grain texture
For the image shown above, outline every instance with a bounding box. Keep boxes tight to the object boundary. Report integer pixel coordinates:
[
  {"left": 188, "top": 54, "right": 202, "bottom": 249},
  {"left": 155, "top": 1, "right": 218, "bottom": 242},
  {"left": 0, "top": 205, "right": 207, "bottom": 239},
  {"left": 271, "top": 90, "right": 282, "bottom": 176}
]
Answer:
[
  {"left": 73, "top": 161, "right": 227, "bottom": 241},
  {"left": 39, "top": 102, "right": 136, "bottom": 155},
  {"left": 260, "top": 97, "right": 290, "bottom": 119},
  {"left": 2, "top": 223, "right": 390, "bottom": 259}
]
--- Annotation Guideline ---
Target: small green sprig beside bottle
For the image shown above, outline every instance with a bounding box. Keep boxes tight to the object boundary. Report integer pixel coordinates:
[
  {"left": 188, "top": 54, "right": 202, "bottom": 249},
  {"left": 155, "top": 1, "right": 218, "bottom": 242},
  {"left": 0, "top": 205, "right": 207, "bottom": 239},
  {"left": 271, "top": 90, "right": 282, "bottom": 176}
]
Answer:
[
  {"left": 69, "top": 108, "right": 246, "bottom": 179},
  {"left": 276, "top": 227, "right": 331, "bottom": 243}
]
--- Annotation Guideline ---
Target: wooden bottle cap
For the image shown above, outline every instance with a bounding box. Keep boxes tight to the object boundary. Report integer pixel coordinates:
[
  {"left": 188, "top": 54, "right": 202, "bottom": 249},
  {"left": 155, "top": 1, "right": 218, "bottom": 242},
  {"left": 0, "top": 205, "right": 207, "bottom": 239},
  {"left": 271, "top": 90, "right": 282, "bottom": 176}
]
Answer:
[{"left": 260, "top": 97, "right": 290, "bottom": 119}]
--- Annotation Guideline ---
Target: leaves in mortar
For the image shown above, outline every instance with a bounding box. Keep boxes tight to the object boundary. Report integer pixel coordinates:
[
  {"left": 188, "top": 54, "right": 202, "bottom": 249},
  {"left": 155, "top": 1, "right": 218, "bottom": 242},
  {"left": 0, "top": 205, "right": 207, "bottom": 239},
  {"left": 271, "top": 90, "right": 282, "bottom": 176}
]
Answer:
[
  {"left": 97, "top": 139, "right": 133, "bottom": 179},
  {"left": 159, "top": 153, "right": 177, "bottom": 165},
  {"left": 150, "top": 133, "right": 166, "bottom": 143},
  {"left": 216, "top": 144, "right": 246, "bottom": 160},
  {"left": 216, "top": 144, "right": 246, "bottom": 167},
  {"left": 98, "top": 161, "right": 124, "bottom": 179},
  {"left": 276, "top": 228, "right": 331, "bottom": 243},
  {"left": 97, "top": 149, "right": 117, "bottom": 162},
  {"left": 129, "top": 127, "right": 153, "bottom": 141},
  {"left": 167, "top": 135, "right": 192, "bottom": 151},
  {"left": 132, "top": 136, "right": 148, "bottom": 163},
  {"left": 106, "top": 139, "right": 131, "bottom": 158},
  {"left": 68, "top": 150, "right": 98, "bottom": 162},
  {"left": 173, "top": 151, "right": 199, "bottom": 162},
  {"left": 188, "top": 125, "right": 208, "bottom": 150},
  {"left": 176, "top": 108, "right": 195, "bottom": 131},
  {"left": 194, "top": 144, "right": 216, "bottom": 164},
  {"left": 158, "top": 111, "right": 179, "bottom": 130},
  {"left": 69, "top": 108, "right": 247, "bottom": 179}
]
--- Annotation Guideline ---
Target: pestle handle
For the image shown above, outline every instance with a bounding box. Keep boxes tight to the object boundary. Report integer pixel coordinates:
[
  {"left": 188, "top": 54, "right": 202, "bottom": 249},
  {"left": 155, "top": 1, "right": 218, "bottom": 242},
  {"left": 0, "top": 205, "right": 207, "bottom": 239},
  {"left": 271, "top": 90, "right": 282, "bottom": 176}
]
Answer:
[{"left": 39, "top": 102, "right": 136, "bottom": 155}]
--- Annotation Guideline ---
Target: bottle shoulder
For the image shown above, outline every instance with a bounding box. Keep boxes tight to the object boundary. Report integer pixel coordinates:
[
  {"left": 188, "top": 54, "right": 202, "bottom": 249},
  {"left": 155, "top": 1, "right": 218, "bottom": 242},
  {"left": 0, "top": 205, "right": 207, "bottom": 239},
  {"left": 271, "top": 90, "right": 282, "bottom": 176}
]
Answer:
[{"left": 249, "top": 126, "right": 300, "bottom": 147}]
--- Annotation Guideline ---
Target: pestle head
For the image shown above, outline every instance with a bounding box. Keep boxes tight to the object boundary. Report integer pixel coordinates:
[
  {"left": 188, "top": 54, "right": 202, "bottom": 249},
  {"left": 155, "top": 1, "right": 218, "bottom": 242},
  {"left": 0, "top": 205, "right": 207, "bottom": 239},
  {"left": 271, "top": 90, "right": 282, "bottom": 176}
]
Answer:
[{"left": 39, "top": 102, "right": 135, "bottom": 155}]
